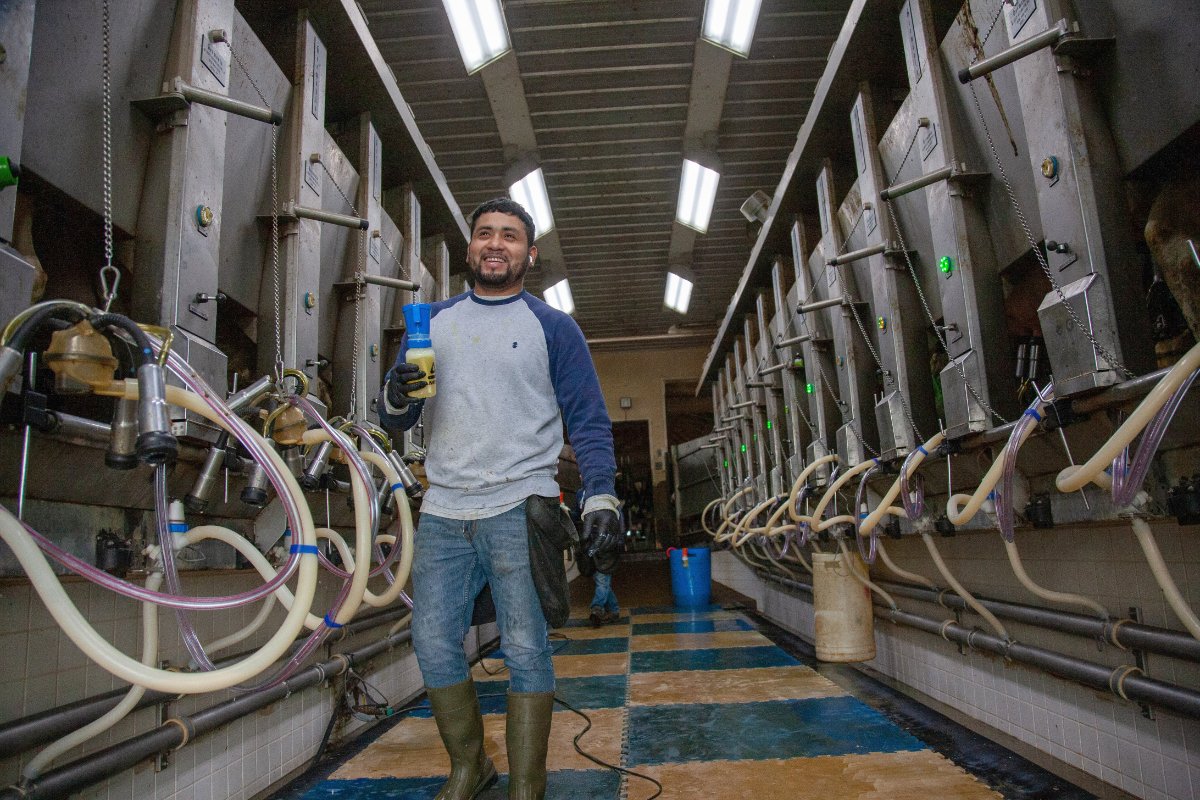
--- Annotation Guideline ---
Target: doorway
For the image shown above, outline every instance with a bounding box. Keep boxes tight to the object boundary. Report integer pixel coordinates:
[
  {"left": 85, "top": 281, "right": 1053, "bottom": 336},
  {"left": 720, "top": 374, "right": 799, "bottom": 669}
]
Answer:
[{"left": 612, "top": 420, "right": 655, "bottom": 551}]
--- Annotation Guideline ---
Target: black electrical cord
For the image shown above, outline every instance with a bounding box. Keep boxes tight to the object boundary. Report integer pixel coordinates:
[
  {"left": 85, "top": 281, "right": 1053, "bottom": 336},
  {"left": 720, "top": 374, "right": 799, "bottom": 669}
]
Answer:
[
  {"left": 480, "top": 631, "right": 664, "bottom": 799},
  {"left": 553, "top": 695, "right": 662, "bottom": 800}
]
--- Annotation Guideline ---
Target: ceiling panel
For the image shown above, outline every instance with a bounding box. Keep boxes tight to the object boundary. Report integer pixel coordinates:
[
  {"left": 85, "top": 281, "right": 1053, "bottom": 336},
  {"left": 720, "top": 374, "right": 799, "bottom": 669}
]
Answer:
[{"left": 362, "top": 0, "right": 850, "bottom": 350}]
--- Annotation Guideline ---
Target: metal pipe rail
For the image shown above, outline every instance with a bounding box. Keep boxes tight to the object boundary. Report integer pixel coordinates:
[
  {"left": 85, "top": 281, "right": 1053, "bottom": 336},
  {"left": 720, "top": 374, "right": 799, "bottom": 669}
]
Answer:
[
  {"left": 757, "top": 362, "right": 792, "bottom": 376},
  {"left": 880, "top": 165, "right": 955, "bottom": 201},
  {"left": 754, "top": 570, "right": 1200, "bottom": 719},
  {"left": 874, "top": 578, "right": 1200, "bottom": 663},
  {"left": 0, "top": 606, "right": 412, "bottom": 756},
  {"left": 827, "top": 242, "right": 886, "bottom": 267},
  {"left": 288, "top": 202, "right": 369, "bottom": 230},
  {"left": 774, "top": 333, "right": 812, "bottom": 349},
  {"left": 729, "top": 400, "right": 755, "bottom": 410},
  {"left": 958, "top": 20, "right": 1069, "bottom": 83},
  {"left": 1, "top": 628, "right": 416, "bottom": 800},
  {"left": 175, "top": 79, "right": 282, "bottom": 125},
  {"left": 798, "top": 296, "right": 845, "bottom": 314},
  {"left": 362, "top": 273, "right": 420, "bottom": 292}
]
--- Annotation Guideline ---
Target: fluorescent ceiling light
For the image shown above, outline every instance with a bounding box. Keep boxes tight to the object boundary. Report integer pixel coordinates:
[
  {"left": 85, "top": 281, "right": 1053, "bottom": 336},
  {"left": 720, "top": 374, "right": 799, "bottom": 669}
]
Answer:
[
  {"left": 676, "top": 159, "right": 720, "bottom": 233},
  {"left": 442, "top": 0, "right": 512, "bottom": 73},
  {"left": 664, "top": 268, "right": 694, "bottom": 314},
  {"left": 543, "top": 276, "right": 574, "bottom": 315},
  {"left": 702, "top": 0, "right": 762, "bottom": 57},
  {"left": 508, "top": 167, "right": 555, "bottom": 239}
]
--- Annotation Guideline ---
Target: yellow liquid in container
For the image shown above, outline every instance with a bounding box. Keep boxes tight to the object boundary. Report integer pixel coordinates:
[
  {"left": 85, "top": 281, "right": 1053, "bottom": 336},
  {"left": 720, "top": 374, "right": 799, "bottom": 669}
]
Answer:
[{"left": 407, "top": 347, "right": 436, "bottom": 399}]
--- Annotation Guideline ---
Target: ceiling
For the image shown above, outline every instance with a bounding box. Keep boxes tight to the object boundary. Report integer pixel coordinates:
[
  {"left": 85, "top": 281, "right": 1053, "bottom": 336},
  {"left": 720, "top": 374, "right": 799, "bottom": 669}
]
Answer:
[{"left": 360, "top": 0, "right": 852, "bottom": 349}]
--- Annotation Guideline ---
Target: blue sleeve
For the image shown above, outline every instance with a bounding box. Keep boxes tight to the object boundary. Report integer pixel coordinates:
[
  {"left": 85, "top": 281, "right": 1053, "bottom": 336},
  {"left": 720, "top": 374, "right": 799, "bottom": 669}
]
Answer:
[
  {"left": 377, "top": 332, "right": 423, "bottom": 434},
  {"left": 536, "top": 301, "right": 616, "bottom": 499}
]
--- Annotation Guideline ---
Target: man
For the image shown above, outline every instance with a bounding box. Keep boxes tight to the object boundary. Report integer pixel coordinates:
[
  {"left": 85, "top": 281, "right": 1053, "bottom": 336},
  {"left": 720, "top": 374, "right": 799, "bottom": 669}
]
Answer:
[{"left": 379, "top": 197, "right": 621, "bottom": 800}]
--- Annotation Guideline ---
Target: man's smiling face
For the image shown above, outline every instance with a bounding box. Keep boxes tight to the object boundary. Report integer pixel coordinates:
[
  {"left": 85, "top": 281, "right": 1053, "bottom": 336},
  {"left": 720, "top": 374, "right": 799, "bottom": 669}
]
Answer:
[{"left": 467, "top": 211, "right": 537, "bottom": 296}]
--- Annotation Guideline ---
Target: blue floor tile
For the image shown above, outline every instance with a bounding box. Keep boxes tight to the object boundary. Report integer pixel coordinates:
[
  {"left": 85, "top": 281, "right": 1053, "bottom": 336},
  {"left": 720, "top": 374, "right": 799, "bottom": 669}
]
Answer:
[
  {"left": 556, "top": 636, "right": 629, "bottom": 655},
  {"left": 294, "top": 770, "right": 620, "bottom": 800},
  {"left": 560, "top": 616, "right": 629, "bottom": 628},
  {"left": 555, "top": 675, "right": 628, "bottom": 710},
  {"left": 631, "top": 645, "right": 798, "bottom": 673},
  {"left": 408, "top": 675, "right": 629, "bottom": 717},
  {"left": 631, "top": 618, "right": 752, "bottom": 635},
  {"left": 631, "top": 603, "right": 724, "bottom": 614},
  {"left": 626, "top": 695, "right": 926, "bottom": 766}
]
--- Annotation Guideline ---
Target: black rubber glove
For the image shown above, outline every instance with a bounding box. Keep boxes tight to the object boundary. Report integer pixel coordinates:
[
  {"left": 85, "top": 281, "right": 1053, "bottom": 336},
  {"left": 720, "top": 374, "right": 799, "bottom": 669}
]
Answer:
[
  {"left": 385, "top": 362, "right": 427, "bottom": 409},
  {"left": 581, "top": 508, "right": 622, "bottom": 558}
]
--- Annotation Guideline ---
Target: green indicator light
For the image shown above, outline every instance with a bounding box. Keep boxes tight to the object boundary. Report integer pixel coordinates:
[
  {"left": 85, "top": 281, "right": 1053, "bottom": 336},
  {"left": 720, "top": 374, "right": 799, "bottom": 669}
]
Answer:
[
  {"left": 806, "top": 382, "right": 814, "bottom": 394},
  {"left": 766, "top": 420, "right": 773, "bottom": 429},
  {"left": 939, "top": 255, "right": 954, "bottom": 275},
  {"left": 876, "top": 316, "right": 886, "bottom": 331},
  {"left": 784, "top": 405, "right": 789, "bottom": 413},
  {"left": 740, "top": 443, "right": 747, "bottom": 453},
  {"left": 723, "top": 459, "right": 729, "bottom": 469}
]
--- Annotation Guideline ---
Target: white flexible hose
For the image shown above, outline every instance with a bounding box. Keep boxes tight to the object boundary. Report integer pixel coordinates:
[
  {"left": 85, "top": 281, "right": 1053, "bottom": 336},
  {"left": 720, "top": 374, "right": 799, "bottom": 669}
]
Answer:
[
  {"left": 204, "top": 593, "right": 276, "bottom": 656},
  {"left": 1130, "top": 517, "right": 1200, "bottom": 640},
  {"left": 1058, "top": 341, "right": 1200, "bottom": 494},
  {"left": 1003, "top": 538, "right": 1110, "bottom": 619},
  {"left": 358, "top": 451, "right": 416, "bottom": 605},
  {"left": 182, "top": 525, "right": 321, "bottom": 631},
  {"left": 810, "top": 458, "right": 876, "bottom": 528},
  {"left": 1, "top": 380, "right": 321, "bottom": 693},
  {"left": 838, "top": 539, "right": 898, "bottom": 610},
  {"left": 786, "top": 455, "right": 839, "bottom": 523},
  {"left": 921, "top": 532, "right": 1010, "bottom": 641},
  {"left": 860, "top": 432, "right": 944, "bottom": 535},
  {"left": 21, "top": 571, "right": 163, "bottom": 780},
  {"left": 876, "top": 539, "right": 937, "bottom": 589}
]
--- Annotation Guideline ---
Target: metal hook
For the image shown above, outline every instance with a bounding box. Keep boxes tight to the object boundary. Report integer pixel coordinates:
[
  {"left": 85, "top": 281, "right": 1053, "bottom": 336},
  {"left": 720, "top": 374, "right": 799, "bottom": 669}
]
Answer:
[{"left": 99, "top": 264, "right": 121, "bottom": 312}]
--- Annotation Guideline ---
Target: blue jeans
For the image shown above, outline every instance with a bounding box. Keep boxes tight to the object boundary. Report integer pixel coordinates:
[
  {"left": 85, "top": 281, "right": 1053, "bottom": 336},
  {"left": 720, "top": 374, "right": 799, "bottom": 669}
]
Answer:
[
  {"left": 590, "top": 571, "right": 618, "bottom": 614},
  {"left": 411, "top": 503, "right": 555, "bottom": 693}
]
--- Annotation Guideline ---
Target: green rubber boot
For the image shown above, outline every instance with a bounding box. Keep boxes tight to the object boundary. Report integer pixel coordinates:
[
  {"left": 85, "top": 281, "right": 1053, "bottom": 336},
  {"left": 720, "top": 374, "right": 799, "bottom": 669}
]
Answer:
[
  {"left": 505, "top": 691, "right": 555, "bottom": 799},
  {"left": 426, "top": 680, "right": 498, "bottom": 800}
]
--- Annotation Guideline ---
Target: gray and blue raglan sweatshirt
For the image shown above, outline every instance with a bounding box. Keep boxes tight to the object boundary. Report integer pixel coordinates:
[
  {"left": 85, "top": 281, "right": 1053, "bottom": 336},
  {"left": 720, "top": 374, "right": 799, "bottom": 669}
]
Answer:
[{"left": 378, "top": 290, "right": 616, "bottom": 520}]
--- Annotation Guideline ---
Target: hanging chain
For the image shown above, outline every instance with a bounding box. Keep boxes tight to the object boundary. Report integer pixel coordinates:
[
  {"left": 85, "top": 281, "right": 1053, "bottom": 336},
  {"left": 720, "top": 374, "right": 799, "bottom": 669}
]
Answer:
[
  {"left": 98, "top": 0, "right": 119, "bottom": 311},
  {"left": 965, "top": 79, "right": 1133, "bottom": 380},
  {"left": 378, "top": 234, "right": 410, "bottom": 280},
  {"left": 219, "top": 36, "right": 283, "bottom": 379},
  {"left": 314, "top": 158, "right": 368, "bottom": 418},
  {"left": 978, "top": 0, "right": 1010, "bottom": 51}
]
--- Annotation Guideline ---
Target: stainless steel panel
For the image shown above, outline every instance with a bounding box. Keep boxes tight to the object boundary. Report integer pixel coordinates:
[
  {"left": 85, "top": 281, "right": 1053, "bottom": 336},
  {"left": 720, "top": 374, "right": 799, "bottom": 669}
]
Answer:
[
  {"left": 23, "top": 0, "right": 174, "bottom": 234},
  {"left": 0, "top": 0, "right": 34, "bottom": 241},
  {"left": 940, "top": 349, "right": 989, "bottom": 437},
  {"left": 1036, "top": 272, "right": 1122, "bottom": 396},
  {"left": 168, "top": 326, "right": 228, "bottom": 443},
  {"left": 218, "top": 11, "right": 292, "bottom": 315}
]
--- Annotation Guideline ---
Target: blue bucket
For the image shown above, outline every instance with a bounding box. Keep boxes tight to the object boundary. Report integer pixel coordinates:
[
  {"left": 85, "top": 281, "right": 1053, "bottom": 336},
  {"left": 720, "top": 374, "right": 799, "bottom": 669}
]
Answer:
[{"left": 668, "top": 547, "right": 711, "bottom": 609}]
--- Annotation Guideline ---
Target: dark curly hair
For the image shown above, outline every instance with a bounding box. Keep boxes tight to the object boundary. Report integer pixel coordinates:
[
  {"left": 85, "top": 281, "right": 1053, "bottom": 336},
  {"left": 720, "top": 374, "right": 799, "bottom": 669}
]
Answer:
[{"left": 468, "top": 197, "right": 536, "bottom": 245}]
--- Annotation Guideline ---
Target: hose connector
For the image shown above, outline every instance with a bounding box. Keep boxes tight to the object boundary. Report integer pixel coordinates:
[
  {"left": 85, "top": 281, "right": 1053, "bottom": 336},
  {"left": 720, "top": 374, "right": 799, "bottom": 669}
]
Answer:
[
  {"left": 386, "top": 450, "right": 424, "bottom": 500},
  {"left": 135, "top": 362, "right": 178, "bottom": 465},
  {"left": 283, "top": 445, "right": 305, "bottom": 477},
  {"left": 240, "top": 460, "right": 271, "bottom": 507},
  {"left": 301, "top": 441, "right": 333, "bottom": 490},
  {"left": 225, "top": 374, "right": 275, "bottom": 415},
  {"left": 105, "top": 397, "right": 140, "bottom": 470},
  {"left": 184, "top": 433, "right": 229, "bottom": 512}
]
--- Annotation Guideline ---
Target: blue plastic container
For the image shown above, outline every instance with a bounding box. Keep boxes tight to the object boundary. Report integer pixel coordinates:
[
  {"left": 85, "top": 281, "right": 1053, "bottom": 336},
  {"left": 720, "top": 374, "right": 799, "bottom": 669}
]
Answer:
[{"left": 668, "top": 547, "right": 711, "bottom": 609}]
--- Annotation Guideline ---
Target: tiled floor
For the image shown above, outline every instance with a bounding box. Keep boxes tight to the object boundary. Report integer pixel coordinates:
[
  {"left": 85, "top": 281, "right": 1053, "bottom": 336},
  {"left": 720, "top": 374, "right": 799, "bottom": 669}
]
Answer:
[
  {"left": 278, "top": 603, "right": 1010, "bottom": 799},
  {"left": 271, "top": 557, "right": 1098, "bottom": 800}
]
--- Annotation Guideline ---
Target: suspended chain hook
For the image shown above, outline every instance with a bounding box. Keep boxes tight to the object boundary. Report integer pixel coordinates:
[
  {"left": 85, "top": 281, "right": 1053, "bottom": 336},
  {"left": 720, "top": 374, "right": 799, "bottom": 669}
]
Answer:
[{"left": 99, "top": 265, "right": 120, "bottom": 312}]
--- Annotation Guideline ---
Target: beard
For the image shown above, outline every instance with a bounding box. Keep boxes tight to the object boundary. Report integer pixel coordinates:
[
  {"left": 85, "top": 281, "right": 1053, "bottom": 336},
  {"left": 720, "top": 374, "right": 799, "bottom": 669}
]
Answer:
[{"left": 470, "top": 251, "right": 531, "bottom": 291}]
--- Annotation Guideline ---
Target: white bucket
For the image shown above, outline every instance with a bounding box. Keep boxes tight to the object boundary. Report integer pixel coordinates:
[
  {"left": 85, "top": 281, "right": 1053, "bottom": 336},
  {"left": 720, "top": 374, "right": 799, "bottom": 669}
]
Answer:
[{"left": 812, "top": 550, "right": 876, "bottom": 662}]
